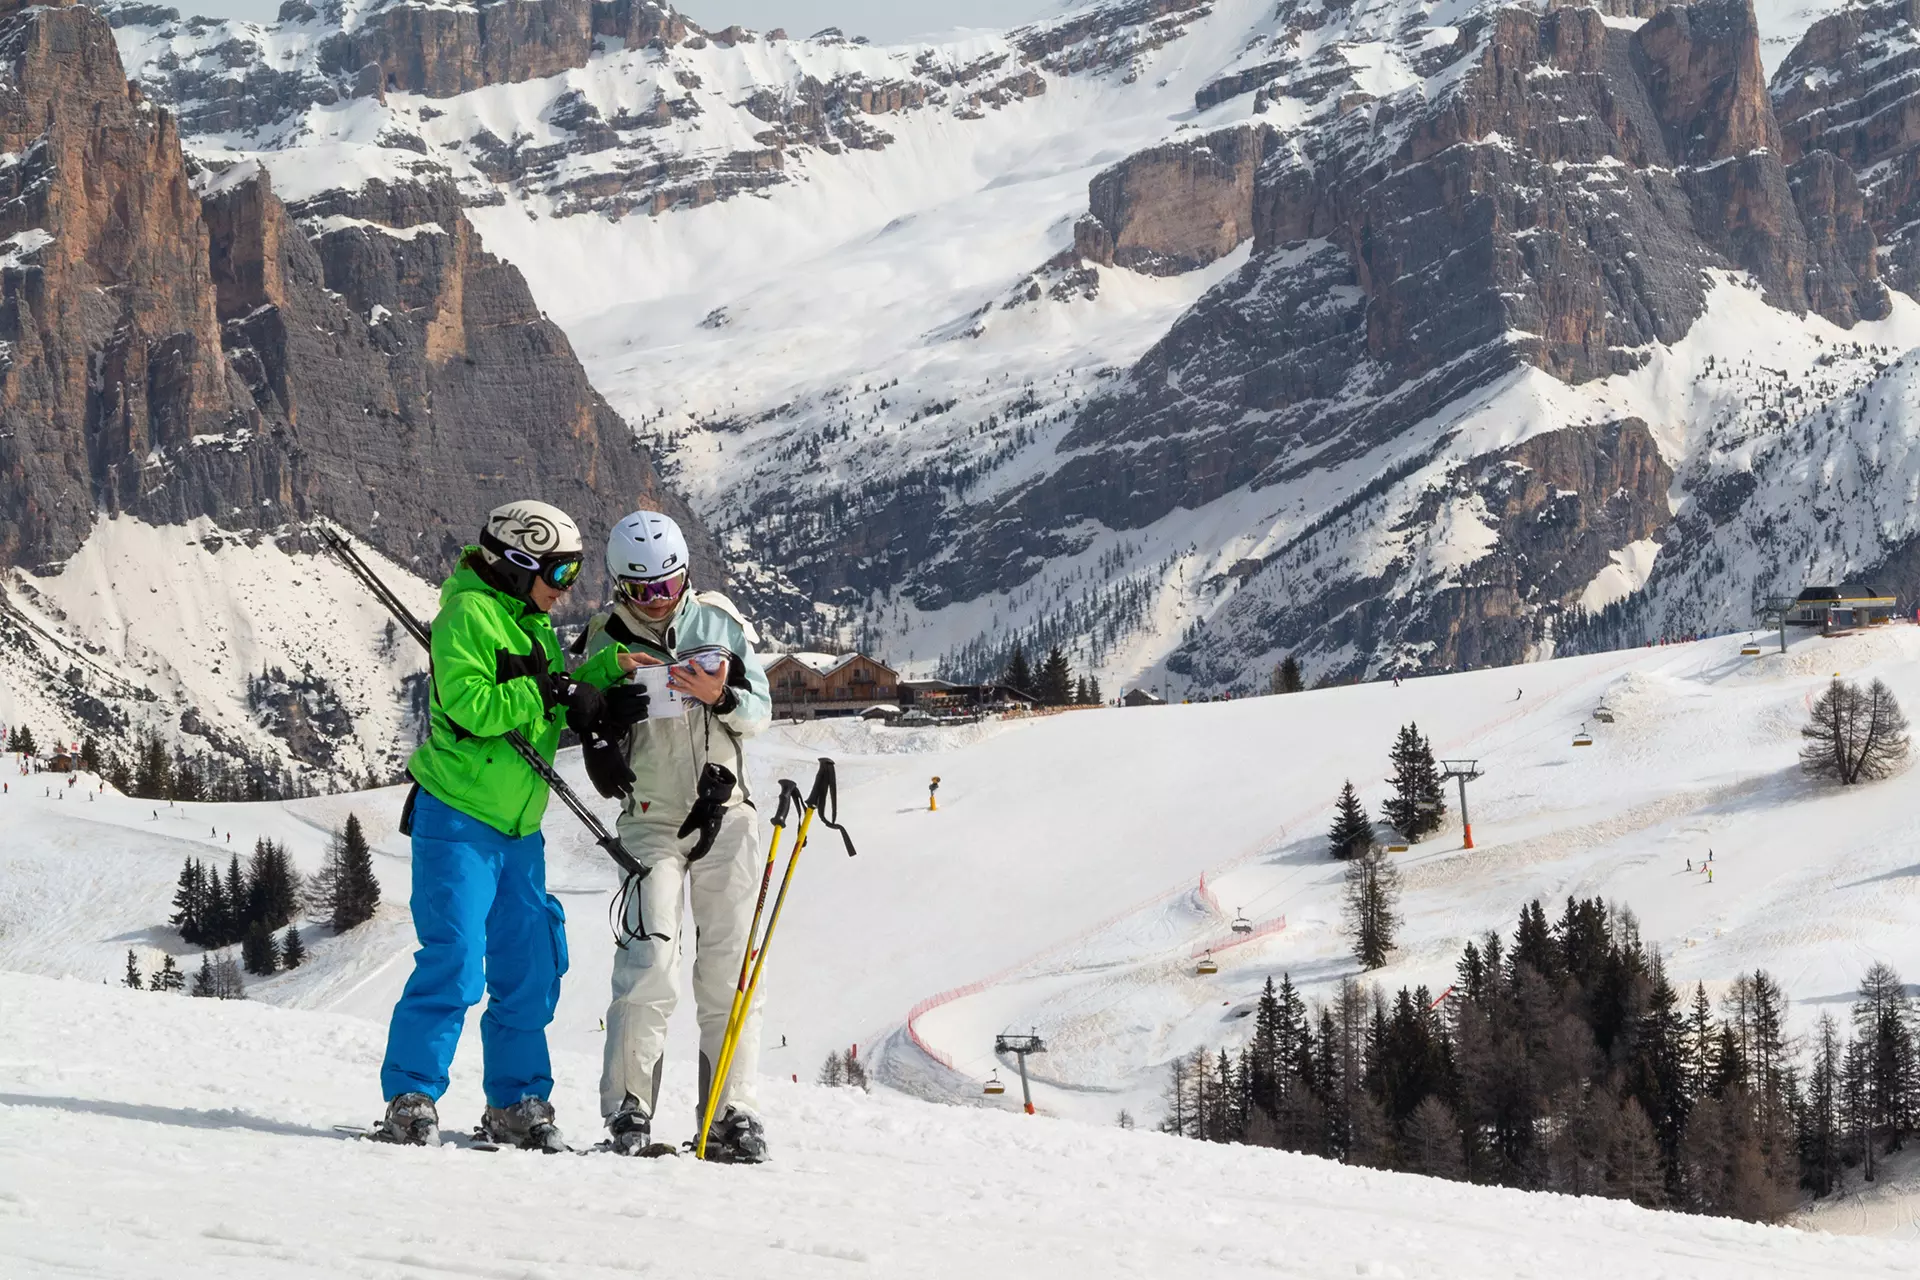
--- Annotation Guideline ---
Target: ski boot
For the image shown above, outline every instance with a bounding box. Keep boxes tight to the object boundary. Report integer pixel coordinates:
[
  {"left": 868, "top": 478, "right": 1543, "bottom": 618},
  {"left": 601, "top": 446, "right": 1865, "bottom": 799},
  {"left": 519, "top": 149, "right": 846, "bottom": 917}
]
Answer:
[
  {"left": 480, "top": 1096, "right": 569, "bottom": 1153},
  {"left": 372, "top": 1092, "right": 439, "bottom": 1146},
  {"left": 703, "top": 1107, "right": 768, "bottom": 1164},
  {"left": 605, "top": 1095, "right": 674, "bottom": 1157}
]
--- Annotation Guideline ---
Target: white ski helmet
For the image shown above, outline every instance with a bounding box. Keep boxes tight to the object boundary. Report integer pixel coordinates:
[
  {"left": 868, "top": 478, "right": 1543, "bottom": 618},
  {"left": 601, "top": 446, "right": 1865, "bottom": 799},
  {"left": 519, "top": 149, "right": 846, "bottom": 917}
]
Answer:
[
  {"left": 606, "top": 510, "right": 691, "bottom": 585},
  {"left": 477, "top": 500, "right": 585, "bottom": 597}
]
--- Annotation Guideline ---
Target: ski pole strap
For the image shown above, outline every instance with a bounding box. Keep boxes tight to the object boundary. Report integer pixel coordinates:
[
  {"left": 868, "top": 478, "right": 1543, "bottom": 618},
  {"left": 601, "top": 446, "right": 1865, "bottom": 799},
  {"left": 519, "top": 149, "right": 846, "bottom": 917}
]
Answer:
[
  {"left": 609, "top": 866, "right": 669, "bottom": 948},
  {"left": 805, "top": 757, "right": 857, "bottom": 857}
]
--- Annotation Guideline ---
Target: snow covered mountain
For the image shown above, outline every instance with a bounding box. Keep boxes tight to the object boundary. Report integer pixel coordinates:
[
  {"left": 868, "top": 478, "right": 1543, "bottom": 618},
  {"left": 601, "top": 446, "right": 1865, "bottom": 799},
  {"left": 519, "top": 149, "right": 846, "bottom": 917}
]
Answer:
[{"left": 83, "top": 0, "right": 1920, "bottom": 705}]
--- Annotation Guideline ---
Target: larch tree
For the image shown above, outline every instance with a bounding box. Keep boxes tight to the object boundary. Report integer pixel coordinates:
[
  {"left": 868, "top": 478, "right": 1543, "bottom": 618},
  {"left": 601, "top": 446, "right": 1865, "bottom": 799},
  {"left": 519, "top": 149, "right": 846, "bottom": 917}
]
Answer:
[{"left": 1802, "top": 677, "right": 1910, "bottom": 784}]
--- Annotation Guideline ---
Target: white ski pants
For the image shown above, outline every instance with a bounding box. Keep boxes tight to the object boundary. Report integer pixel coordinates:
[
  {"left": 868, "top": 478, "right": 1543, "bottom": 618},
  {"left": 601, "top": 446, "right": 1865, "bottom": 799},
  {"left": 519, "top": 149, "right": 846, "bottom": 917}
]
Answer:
[{"left": 600, "top": 804, "right": 764, "bottom": 1124}]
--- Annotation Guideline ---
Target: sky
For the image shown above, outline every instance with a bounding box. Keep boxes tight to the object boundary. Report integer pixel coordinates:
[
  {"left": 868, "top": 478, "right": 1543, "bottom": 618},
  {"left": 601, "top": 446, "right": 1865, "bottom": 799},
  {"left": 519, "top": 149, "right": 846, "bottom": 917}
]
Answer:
[{"left": 174, "top": 0, "right": 1063, "bottom": 42}]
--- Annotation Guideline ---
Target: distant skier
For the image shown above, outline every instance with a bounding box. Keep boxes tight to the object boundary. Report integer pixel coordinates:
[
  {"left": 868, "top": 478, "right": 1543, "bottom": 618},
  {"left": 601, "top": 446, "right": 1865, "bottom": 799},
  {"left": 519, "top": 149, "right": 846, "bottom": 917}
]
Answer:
[
  {"left": 1686, "top": 858, "right": 1691, "bottom": 871},
  {"left": 1515, "top": 688, "right": 1522, "bottom": 701},
  {"left": 1707, "top": 868, "right": 1714, "bottom": 884},
  {"left": 371, "top": 501, "right": 645, "bottom": 1152},
  {"left": 580, "top": 510, "right": 773, "bottom": 1161}
]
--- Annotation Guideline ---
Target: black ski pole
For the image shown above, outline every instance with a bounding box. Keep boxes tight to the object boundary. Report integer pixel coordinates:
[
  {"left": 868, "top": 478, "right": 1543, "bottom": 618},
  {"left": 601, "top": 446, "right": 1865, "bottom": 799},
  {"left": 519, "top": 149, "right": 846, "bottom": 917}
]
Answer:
[{"left": 317, "top": 526, "right": 648, "bottom": 884}]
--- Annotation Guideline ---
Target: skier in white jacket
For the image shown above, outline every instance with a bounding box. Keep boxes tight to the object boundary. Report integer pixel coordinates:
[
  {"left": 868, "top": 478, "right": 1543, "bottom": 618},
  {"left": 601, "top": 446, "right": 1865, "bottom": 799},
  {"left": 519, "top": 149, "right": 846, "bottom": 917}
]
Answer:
[{"left": 578, "top": 511, "right": 774, "bottom": 1161}]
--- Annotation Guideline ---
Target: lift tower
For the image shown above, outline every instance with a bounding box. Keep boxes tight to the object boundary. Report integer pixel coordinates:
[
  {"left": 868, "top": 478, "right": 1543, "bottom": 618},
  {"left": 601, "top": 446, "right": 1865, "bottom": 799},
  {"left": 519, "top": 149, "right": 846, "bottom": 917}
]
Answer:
[{"left": 994, "top": 1031, "right": 1046, "bottom": 1116}]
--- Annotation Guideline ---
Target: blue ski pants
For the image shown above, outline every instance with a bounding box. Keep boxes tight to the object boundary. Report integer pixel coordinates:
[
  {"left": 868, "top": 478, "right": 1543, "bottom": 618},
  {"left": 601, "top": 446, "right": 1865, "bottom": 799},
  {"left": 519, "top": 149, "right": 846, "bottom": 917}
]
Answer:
[{"left": 380, "top": 790, "right": 569, "bottom": 1108}]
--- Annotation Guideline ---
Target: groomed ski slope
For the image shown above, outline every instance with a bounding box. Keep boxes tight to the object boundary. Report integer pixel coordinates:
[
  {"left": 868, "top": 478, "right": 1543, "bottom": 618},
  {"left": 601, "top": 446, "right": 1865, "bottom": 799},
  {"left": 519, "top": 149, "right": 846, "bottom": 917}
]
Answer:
[{"left": 1, "top": 969, "right": 1910, "bottom": 1280}]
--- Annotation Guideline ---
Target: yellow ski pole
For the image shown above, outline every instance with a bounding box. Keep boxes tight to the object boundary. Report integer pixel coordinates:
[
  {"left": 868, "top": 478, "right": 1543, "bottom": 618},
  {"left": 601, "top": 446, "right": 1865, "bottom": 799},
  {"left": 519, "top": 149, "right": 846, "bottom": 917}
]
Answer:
[
  {"left": 697, "top": 758, "right": 857, "bottom": 1160},
  {"left": 695, "top": 777, "right": 800, "bottom": 1158}
]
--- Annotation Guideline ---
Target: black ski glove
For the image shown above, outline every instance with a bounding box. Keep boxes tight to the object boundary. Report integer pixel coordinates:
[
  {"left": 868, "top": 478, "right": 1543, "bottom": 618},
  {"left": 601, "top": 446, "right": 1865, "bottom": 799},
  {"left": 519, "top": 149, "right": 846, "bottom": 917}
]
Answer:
[
  {"left": 678, "top": 763, "right": 737, "bottom": 861},
  {"left": 584, "top": 730, "right": 635, "bottom": 799},
  {"left": 544, "top": 674, "right": 607, "bottom": 735},
  {"left": 603, "top": 682, "right": 651, "bottom": 730}
]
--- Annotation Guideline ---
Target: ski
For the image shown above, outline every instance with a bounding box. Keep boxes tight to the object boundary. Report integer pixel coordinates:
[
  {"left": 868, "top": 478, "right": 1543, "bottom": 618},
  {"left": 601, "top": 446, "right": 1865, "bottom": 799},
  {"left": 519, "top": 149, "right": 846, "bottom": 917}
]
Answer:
[
  {"left": 331, "top": 1123, "right": 500, "bottom": 1152},
  {"left": 579, "top": 1138, "right": 680, "bottom": 1158}
]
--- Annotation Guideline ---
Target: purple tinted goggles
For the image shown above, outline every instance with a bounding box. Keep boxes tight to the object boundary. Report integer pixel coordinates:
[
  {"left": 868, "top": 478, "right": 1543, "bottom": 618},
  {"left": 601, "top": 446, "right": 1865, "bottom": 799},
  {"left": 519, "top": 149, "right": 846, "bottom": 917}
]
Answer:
[{"left": 618, "top": 571, "right": 687, "bottom": 605}]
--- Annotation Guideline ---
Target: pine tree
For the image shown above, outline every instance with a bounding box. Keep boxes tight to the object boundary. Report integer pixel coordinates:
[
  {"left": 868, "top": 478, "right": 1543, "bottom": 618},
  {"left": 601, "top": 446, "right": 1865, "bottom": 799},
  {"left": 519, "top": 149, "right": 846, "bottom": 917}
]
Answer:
[
  {"left": 1280, "top": 655, "right": 1303, "bottom": 694},
  {"left": 123, "top": 949, "right": 144, "bottom": 989},
  {"left": 1037, "top": 647, "right": 1073, "bottom": 706},
  {"left": 1003, "top": 643, "right": 1033, "bottom": 697},
  {"left": 1343, "top": 846, "right": 1401, "bottom": 970},
  {"left": 818, "top": 1051, "right": 847, "bottom": 1087},
  {"left": 170, "top": 858, "right": 203, "bottom": 945},
  {"left": 12, "top": 725, "right": 36, "bottom": 757},
  {"left": 135, "top": 734, "right": 171, "bottom": 799},
  {"left": 226, "top": 851, "right": 247, "bottom": 936},
  {"left": 332, "top": 813, "right": 381, "bottom": 932},
  {"left": 1073, "top": 675, "right": 1090, "bottom": 705},
  {"left": 79, "top": 737, "right": 100, "bottom": 773},
  {"left": 241, "top": 920, "right": 278, "bottom": 976},
  {"left": 1327, "top": 780, "right": 1373, "bottom": 861},
  {"left": 150, "top": 954, "right": 185, "bottom": 992},
  {"left": 1801, "top": 1011, "right": 1846, "bottom": 1197},
  {"left": 1382, "top": 724, "right": 1426, "bottom": 838},
  {"left": 191, "top": 953, "right": 216, "bottom": 998},
  {"left": 247, "top": 838, "right": 299, "bottom": 932},
  {"left": 1087, "top": 677, "right": 1104, "bottom": 705},
  {"left": 204, "top": 863, "right": 232, "bottom": 950},
  {"left": 1851, "top": 961, "right": 1914, "bottom": 1152},
  {"left": 281, "top": 924, "right": 306, "bottom": 970}
]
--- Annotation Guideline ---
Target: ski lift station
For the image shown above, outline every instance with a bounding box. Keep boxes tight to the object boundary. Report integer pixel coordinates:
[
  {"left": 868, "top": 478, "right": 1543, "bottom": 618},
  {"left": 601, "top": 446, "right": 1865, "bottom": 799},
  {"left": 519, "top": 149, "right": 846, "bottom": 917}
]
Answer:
[{"left": 1786, "top": 585, "right": 1899, "bottom": 631}]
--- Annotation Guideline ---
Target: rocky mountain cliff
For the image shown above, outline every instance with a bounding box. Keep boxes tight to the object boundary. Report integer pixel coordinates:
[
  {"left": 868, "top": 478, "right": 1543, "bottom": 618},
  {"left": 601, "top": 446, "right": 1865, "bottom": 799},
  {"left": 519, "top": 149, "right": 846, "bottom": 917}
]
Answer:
[
  {"left": 40, "top": 0, "right": 1920, "bottom": 704},
  {"left": 0, "top": 0, "right": 701, "bottom": 781}
]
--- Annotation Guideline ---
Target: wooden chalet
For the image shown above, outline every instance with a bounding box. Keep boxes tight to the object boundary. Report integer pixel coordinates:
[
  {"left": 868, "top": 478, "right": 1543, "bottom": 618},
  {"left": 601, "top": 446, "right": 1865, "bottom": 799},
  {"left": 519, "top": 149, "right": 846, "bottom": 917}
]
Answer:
[{"left": 767, "top": 651, "right": 900, "bottom": 720}]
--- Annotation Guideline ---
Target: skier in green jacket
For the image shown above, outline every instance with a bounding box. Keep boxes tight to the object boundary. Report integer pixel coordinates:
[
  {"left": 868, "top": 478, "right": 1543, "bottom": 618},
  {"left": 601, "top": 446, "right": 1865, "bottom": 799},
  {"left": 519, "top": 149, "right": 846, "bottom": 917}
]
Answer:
[{"left": 375, "top": 500, "right": 648, "bottom": 1151}]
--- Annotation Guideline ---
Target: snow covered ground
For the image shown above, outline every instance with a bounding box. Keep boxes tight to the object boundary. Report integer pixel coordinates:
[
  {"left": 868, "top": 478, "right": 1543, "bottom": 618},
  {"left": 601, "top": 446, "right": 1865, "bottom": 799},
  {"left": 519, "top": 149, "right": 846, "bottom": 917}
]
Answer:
[
  {"left": 2, "top": 969, "right": 1911, "bottom": 1279},
  {"left": 14, "top": 622, "right": 1920, "bottom": 1261}
]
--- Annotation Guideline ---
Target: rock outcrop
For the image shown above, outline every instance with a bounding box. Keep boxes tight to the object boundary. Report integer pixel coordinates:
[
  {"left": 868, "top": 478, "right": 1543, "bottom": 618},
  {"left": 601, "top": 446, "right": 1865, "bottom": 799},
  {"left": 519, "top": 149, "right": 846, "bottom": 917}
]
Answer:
[
  {"left": 0, "top": 0, "right": 701, "bottom": 610},
  {"left": 1073, "top": 125, "right": 1271, "bottom": 275},
  {"left": 1774, "top": 0, "right": 1920, "bottom": 293}
]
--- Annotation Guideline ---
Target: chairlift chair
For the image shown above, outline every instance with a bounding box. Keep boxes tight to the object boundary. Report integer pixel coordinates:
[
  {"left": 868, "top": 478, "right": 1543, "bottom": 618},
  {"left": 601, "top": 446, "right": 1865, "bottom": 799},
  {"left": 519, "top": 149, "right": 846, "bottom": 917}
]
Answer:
[
  {"left": 1196, "top": 950, "right": 1219, "bottom": 976},
  {"left": 1231, "top": 909, "right": 1254, "bottom": 935},
  {"left": 1593, "top": 704, "right": 1614, "bottom": 724},
  {"left": 1572, "top": 723, "right": 1593, "bottom": 747},
  {"left": 1741, "top": 635, "right": 1763, "bottom": 656},
  {"left": 983, "top": 1071, "right": 1006, "bottom": 1096}
]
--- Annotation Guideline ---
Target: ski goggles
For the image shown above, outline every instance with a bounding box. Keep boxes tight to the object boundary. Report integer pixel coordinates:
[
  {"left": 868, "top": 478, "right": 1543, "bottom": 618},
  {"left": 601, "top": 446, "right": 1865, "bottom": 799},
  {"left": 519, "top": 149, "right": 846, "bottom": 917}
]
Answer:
[
  {"left": 501, "top": 547, "right": 584, "bottom": 590},
  {"left": 617, "top": 571, "right": 688, "bottom": 605}
]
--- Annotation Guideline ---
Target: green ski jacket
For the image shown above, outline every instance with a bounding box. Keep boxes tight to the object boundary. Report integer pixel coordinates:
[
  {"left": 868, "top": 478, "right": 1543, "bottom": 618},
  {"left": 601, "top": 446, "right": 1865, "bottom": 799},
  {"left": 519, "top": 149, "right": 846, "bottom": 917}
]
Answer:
[{"left": 408, "top": 555, "right": 626, "bottom": 837}]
